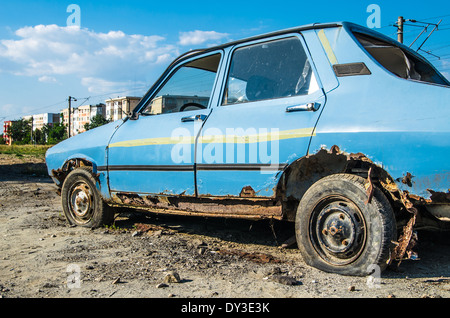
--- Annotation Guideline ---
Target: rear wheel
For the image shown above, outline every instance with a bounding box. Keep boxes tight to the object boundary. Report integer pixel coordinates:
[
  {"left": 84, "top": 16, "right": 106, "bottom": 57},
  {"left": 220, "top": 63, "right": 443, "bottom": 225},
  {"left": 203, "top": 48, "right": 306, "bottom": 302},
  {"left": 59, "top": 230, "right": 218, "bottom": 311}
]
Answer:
[
  {"left": 295, "top": 174, "right": 396, "bottom": 276},
  {"left": 61, "top": 167, "right": 114, "bottom": 228}
]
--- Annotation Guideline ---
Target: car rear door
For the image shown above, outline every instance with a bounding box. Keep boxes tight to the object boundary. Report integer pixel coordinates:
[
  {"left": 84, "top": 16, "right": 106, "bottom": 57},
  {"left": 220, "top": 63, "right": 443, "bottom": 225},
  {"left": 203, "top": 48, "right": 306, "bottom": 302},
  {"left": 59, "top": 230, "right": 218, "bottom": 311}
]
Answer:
[{"left": 195, "top": 34, "right": 326, "bottom": 197}]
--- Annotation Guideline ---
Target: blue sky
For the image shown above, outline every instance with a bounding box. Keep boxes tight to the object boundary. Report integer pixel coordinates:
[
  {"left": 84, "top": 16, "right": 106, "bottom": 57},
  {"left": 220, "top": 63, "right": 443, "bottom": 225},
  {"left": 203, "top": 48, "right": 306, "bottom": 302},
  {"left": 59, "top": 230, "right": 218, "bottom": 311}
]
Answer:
[{"left": 1, "top": 0, "right": 449, "bottom": 127}]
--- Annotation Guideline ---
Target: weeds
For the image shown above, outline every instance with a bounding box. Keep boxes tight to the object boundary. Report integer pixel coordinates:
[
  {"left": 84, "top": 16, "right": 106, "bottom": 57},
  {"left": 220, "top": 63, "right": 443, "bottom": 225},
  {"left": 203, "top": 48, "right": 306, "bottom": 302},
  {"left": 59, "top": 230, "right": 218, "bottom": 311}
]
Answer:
[{"left": 0, "top": 145, "right": 52, "bottom": 158}]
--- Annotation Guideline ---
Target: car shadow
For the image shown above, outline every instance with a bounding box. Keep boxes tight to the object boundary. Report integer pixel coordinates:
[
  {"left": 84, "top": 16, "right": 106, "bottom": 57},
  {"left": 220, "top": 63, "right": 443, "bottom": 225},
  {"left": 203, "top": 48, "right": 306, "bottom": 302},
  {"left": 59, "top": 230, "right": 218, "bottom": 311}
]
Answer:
[
  {"left": 113, "top": 208, "right": 450, "bottom": 279},
  {"left": 0, "top": 162, "right": 52, "bottom": 183},
  {"left": 384, "top": 230, "right": 450, "bottom": 279},
  {"left": 113, "top": 207, "right": 295, "bottom": 248}
]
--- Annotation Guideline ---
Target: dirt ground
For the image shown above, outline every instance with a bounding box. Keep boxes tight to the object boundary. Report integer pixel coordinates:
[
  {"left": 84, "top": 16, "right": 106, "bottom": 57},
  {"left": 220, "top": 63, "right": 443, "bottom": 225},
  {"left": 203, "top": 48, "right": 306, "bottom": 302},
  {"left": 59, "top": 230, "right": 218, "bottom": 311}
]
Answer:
[{"left": 1, "top": 154, "right": 450, "bottom": 302}]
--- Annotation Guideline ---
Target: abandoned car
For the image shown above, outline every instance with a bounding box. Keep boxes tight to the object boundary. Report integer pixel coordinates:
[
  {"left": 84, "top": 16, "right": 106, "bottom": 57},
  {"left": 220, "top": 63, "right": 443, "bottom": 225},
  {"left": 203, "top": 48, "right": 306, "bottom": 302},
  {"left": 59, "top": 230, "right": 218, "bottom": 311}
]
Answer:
[{"left": 45, "top": 22, "right": 450, "bottom": 276}]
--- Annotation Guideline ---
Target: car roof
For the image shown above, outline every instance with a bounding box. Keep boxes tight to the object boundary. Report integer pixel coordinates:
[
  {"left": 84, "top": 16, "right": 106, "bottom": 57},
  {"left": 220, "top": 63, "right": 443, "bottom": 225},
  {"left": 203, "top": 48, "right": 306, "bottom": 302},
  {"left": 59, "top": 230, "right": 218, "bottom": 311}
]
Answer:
[{"left": 170, "top": 22, "right": 344, "bottom": 67}]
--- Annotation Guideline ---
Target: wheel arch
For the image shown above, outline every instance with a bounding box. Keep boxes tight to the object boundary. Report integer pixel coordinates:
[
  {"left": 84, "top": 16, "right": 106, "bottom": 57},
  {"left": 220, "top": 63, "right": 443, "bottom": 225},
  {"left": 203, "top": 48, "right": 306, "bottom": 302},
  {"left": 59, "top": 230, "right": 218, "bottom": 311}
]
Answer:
[
  {"left": 51, "top": 156, "right": 95, "bottom": 184},
  {"left": 275, "top": 145, "right": 403, "bottom": 222}
]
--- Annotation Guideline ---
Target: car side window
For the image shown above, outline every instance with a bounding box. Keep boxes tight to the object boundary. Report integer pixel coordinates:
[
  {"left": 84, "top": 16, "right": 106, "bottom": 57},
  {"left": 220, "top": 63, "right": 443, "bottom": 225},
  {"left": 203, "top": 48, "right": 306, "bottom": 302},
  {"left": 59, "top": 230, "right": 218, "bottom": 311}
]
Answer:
[
  {"left": 222, "top": 36, "right": 319, "bottom": 105},
  {"left": 354, "top": 32, "right": 449, "bottom": 86},
  {"left": 142, "top": 53, "right": 221, "bottom": 115}
]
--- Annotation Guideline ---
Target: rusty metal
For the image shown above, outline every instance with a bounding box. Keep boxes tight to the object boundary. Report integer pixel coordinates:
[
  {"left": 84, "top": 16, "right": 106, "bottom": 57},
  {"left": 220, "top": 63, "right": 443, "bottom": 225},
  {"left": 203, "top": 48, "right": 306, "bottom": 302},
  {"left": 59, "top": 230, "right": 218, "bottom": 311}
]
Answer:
[
  {"left": 390, "top": 206, "right": 418, "bottom": 265},
  {"left": 401, "top": 172, "right": 414, "bottom": 187},
  {"left": 51, "top": 158, "right": 92, "bottom": 186},
  {"left": 427, "top": 189, "right": 450, "bottom": 203},
  {"left": 216, "top": 249, "right": 283, "bottom": 264},
  {"left": 111, "top": 192, "right": 283, "bottom": 220},
  {"left": 365, "top": 166, "right": 374, "bottom": 204},
  {"left": 240, "top": 186, "right": 256, "bottom": 197}
]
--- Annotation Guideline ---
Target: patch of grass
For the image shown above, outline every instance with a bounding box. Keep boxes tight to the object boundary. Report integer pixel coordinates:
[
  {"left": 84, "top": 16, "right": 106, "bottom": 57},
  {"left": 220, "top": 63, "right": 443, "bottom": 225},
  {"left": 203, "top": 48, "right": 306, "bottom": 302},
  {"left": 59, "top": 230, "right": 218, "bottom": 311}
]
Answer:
[{"left": 0, "top": 144, "right": 53, "bottom": 158}]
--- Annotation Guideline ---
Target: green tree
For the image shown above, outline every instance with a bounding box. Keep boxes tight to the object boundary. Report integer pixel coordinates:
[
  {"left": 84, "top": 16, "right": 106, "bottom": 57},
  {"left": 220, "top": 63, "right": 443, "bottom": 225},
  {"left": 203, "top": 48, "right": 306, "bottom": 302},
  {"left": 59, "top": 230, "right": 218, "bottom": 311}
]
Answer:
[
  {"left": 47, "top": 122, "right": 67, "bottom": 144},
  {"left": 9, "top": 118, "right": 32, "bottom": 144},
  {"left": 84, "top": 114, "right": 110, "bottom": 131},
  {"left": 41, "top": 124, "right": 51, "bottom": 144},
  {"left": 33, "top": 128, "right": 44, "bottom": 145}
]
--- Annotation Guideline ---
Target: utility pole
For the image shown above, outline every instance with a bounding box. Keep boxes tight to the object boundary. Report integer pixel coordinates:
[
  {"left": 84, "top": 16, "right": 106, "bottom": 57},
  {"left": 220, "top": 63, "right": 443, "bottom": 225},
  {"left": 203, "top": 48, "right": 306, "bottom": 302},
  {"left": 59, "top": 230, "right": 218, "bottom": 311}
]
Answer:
[
  {"left": 30, "top": 115, "right": 33, "bottom": 144},
  {"left": 397, "top": 16, "right": 404, "bottom": 43},
  {"left": 68, "top": 96, "right": 77, "bottom": 138},
  {"left": 396, "top": 17, "right": 442, "bottom": 55}
]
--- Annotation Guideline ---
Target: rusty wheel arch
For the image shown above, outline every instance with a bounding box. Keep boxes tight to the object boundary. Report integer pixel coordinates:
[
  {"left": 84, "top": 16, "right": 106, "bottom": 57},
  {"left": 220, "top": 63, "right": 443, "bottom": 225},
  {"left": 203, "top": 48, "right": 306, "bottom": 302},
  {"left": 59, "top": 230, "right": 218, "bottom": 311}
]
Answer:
[
  {"left": 51, "top": 158, "right": 95, "bottom": 189},
  {"left": 275, "top": 145, "right": 406, "bottom": 222}
]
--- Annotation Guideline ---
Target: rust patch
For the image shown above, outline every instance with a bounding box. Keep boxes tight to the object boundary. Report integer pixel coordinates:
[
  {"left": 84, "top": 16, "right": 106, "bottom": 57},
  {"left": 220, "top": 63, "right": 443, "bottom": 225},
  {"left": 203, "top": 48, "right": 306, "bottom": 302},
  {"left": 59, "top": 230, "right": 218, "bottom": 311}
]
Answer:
[
  {"left": 427, "top": 189, "right": 450, "bottom": 203},
  {"left": 112, "top": 192, "right": 283, "bottom": 219},
  {"left": 240, "top": 186, "right": 256, "bottom": 197},
  {"left": 401, "top": 172, "right": 414, "bottom": 187},
  {"left": 134, "top": 223, "right": 166, "bottom": 232},
  {"left": 51, "top": 158, "right": 92, "bottom": 185},
  {"left": 217, "top": 249, "right": 283, "bottom": 264},
  {"left": 391, "top": 207, "right": 418, "bottom": 265},
  {"left": 365, "top": 166, "right": 374, "bottom": 204}
]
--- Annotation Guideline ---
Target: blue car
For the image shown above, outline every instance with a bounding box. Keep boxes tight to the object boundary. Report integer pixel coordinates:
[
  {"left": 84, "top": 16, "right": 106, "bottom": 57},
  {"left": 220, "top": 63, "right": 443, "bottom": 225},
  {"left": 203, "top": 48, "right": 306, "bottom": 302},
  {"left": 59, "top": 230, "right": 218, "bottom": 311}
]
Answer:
[{"left": 46, "top": 22, "right": 450, "bottom": 276}]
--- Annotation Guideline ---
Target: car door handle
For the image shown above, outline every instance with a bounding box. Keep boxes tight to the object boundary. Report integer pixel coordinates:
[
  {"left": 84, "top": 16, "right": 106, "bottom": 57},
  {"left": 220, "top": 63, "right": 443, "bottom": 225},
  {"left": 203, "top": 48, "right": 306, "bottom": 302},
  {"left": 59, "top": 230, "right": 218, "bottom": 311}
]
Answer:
[
  {"left": 286, "top": 102, "right": 321, "bottom": 113},
  {"left": 181, "top": 114, "right": 208, "bottom": 122}
]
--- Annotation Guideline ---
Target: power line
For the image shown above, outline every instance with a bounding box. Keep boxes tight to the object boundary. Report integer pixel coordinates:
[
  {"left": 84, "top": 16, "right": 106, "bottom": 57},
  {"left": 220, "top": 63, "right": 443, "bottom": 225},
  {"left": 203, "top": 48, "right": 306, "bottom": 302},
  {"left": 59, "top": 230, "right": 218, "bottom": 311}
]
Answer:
[
  {"left": 415, "top": 14, "right": 450, "bottom": 21},
  {"left": 2, "top": 86, "right": 148, "bottom": 120},
  {"left": 2, "top": 99, "right": 67, "bottom": 120}
]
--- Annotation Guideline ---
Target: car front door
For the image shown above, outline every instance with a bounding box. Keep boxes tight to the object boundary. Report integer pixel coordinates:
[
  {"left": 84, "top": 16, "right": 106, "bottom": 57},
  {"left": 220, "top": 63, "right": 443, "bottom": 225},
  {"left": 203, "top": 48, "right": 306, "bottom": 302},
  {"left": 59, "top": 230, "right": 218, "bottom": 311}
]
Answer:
[
  {"left": 196, "top": 34, "right": 326, "bottom": 197},
  {"left": 107, "top": 52, "right": 223, "bottom": 196}
]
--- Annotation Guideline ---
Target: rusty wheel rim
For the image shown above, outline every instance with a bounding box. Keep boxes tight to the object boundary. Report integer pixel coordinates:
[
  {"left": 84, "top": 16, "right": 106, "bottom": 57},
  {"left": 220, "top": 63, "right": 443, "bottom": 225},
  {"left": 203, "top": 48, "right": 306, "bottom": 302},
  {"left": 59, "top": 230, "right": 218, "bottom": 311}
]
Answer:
[
  {"left": 68, "top": 181, "right": 94, "bottom": 224},
  {"left": 309, "top": 195, "right": 367, "bottom": 266}
]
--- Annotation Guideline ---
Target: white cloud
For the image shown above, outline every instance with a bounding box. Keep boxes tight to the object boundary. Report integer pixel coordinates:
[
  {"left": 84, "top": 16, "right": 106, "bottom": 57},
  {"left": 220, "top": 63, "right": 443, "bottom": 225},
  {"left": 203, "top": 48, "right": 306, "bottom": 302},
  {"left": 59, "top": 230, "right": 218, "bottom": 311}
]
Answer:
[
  {"left": 81, "top": 77, "right": 146, "bottom": 95},
  {"left": 38, "top": 75, "right": 57, "bottom": 83},
  {"left": 178, "top": 30, "right": 229, "bottom": 46},
  {"left": 1, "top": 103, "right": 15, "bottom": 114},
  {"left": 0, "top": 24, "right": 179, "bottom": 82}
]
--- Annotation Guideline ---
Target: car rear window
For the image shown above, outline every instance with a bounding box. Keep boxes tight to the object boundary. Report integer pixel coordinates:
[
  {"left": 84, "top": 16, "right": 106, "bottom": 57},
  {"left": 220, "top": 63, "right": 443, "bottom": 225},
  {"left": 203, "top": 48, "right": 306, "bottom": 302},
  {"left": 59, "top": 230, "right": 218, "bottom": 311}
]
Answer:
[{"left": 353, "top": 32, "right": 449, "bottom": 86}]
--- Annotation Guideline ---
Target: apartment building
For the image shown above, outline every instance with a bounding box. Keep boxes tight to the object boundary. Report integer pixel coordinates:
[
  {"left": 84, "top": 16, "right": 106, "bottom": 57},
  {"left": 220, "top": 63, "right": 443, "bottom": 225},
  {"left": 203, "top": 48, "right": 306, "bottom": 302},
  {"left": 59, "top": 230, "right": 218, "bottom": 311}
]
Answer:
[
  {"left": 2, "top": 120, "right": 15, "bottom": 145},
  {"left": 105, "top": 96, "right": 141, "bottom": 121},
  {"left": 147, "top": 95, "right": 209, "bottom": 115},
  {"left": 22, "top": 113, "right": 60, "bottom": 131},
  {"left": 61, "top": 104, "right": 106, "bottom": 136}
]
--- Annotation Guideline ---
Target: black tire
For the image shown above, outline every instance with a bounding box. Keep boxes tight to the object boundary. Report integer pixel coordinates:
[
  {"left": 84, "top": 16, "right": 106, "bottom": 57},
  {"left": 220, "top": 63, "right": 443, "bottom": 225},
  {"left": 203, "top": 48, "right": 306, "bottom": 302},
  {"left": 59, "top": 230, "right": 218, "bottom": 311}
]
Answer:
[
  {"left": 295, "top": 173, "right": 396, "bottom": 276},
  {"left": 61, "top": 167, "right": 115, "bottom": 228}
]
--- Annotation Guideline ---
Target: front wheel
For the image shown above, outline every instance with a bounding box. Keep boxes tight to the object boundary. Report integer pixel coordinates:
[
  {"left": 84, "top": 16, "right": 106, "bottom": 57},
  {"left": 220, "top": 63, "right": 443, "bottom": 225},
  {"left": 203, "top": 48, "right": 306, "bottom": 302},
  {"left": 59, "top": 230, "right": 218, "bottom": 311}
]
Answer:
[
  {"left": 295, "top": 174, "right": 396, "bottom": 276},
  {"left": 61, "top": 167, "right": 115, "bottom": 228}
]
